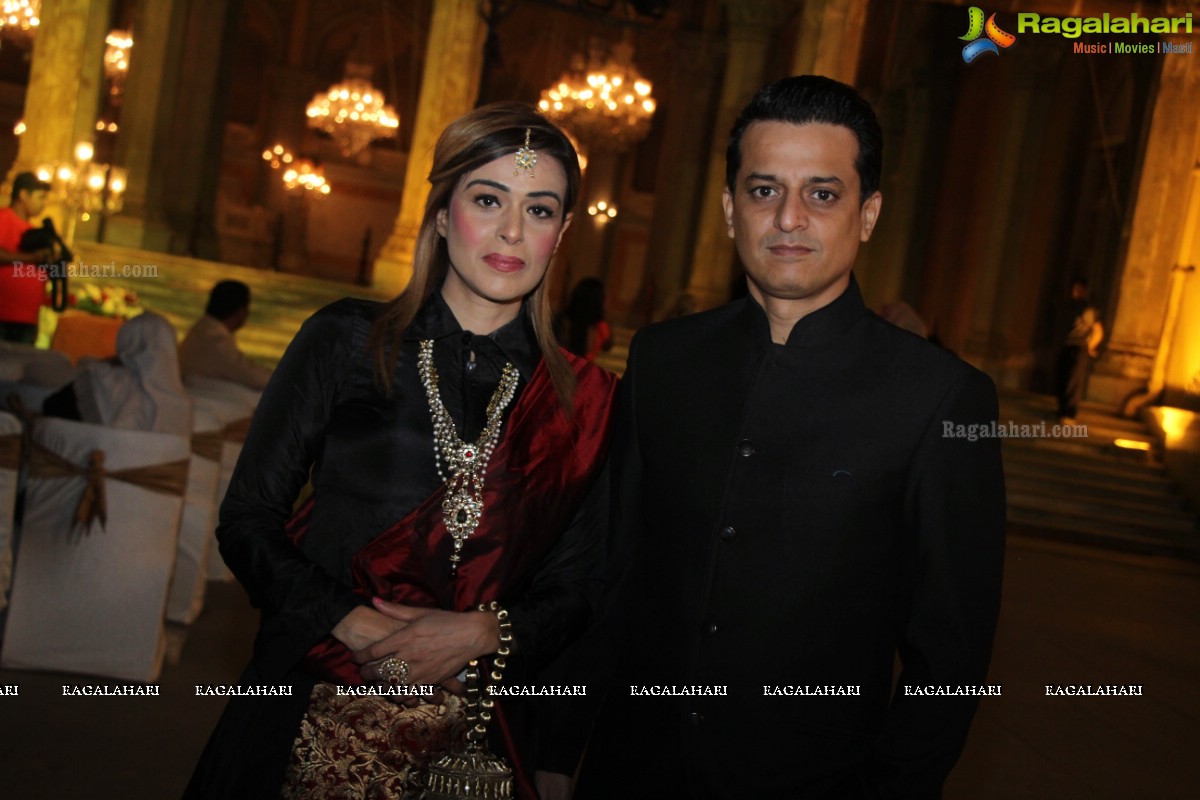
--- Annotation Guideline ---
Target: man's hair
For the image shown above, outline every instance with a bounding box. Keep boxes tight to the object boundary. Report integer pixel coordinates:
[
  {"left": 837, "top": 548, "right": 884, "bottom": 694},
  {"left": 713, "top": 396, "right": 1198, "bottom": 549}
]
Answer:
[
  {"left": 206, "top": 280, "right": 251, "bottom": 319},
  {"left": 11, "top": 171, "right": 51, "bottom": 204},
  {"left": 725, "top": 75, "right": 883, "bottom": 203}
]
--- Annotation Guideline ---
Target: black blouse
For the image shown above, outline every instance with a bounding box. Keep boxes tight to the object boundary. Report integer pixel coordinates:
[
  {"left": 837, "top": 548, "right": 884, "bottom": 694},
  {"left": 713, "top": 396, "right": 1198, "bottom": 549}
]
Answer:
[{"left": 216, "top": 292, "right": 606, "bottom": 682}]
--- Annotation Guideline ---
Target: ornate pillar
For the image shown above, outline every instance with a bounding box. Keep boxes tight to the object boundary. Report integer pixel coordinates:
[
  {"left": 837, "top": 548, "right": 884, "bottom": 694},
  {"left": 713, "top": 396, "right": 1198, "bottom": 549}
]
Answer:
[
  {"left": 160, "top": 0, "right": 239, "bottom": 256},
  {"left": 105, "top": 0, "right": 190, "bottom": 251},
  {"left": 6, "top": 0, "right": 112, "bottom": 225},
  {"left": 959, "top": 40, "right": 1061, "bottom": 386},
  {"left": 1093, "top": 39, "right": 1200, "bottom": 407},
  {"left": 373, "top": 0, "right": 485, "bottom": 295},
  {"left": 789, "top": 0, "right": 868, "bottom": 85},
  {"left": 685, "top": 0, "right": 797, "bottom": 311}
]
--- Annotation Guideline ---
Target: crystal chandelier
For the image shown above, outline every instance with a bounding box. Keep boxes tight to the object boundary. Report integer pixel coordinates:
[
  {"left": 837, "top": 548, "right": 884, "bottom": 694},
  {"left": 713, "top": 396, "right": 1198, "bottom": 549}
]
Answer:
[
  {"left": 103, "top": 30, "right": 132, "bottom": 83},
  {"left": 538, "top": 38, "right": 656, "bottom": 153},
  {"left": 305, "top": 64, "right": 399, "bottom": 158},
  {"left": 262, "top": 144, "right": 330, "bottom": 197},
  {"left": 0, "top": 0, "right": 39, "bottom": 39}
]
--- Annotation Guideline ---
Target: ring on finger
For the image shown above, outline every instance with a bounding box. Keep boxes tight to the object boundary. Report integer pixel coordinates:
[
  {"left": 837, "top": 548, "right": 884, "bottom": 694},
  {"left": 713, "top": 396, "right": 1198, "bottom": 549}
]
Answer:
[{"left": 379, "top": 656, "right": 411, "bottom": 686}]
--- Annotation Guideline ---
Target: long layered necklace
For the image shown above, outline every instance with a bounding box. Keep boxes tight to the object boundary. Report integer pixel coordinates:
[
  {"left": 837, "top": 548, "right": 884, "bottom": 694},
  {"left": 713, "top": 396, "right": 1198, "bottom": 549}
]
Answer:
[{"left": 417, "top": 340, "right": 520, "bottom": 575}]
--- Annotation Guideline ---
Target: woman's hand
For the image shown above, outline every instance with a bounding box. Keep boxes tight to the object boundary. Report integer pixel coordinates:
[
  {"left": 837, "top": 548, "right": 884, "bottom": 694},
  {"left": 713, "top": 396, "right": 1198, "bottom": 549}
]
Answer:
[
  {"left": 353, "top": 598, "right": 500, "bottom": 689},
  {"left": 330, "top": 604, "right": 409, "bottom": 653}
]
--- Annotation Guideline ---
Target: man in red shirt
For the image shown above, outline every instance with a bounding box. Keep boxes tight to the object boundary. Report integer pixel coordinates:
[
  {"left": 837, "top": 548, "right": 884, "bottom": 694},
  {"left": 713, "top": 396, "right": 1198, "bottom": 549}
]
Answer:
[{"left": 0, "top": 172, "right": 57, "bottom": 344}]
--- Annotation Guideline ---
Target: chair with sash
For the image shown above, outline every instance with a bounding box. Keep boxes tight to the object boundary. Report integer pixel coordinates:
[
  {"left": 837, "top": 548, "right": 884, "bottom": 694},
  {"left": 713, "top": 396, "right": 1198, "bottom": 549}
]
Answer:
[
  {"left": 164, "top": 404, "right": 224, "bottom": 624},
  {"left": 0, "top": 411, "right": 19, "bottom": 613},
  {"left": 0, "top": 417, "right": 189, "bottom": 682},
  {"left": 184, "top": 378, "right": 259, "bottom": 583}
]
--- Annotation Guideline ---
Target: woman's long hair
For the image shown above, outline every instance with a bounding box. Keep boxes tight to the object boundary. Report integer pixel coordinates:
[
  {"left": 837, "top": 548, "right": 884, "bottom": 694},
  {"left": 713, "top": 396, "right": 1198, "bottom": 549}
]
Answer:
[{"left": 368, "top": 102, "right": 582, "bottom": 408}]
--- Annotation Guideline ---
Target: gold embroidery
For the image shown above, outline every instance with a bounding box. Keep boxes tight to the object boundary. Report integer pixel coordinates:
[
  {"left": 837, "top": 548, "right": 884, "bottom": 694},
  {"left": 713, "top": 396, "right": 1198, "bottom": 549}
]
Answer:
[{"left": 283, "top": 683, "right": 468, "bottom": 799}]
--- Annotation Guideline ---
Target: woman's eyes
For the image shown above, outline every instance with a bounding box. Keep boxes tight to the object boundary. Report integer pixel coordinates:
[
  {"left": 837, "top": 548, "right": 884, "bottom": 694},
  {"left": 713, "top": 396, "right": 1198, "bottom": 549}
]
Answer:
[{"left": 471, "top": 193, "right": 557, "bottom": 219}]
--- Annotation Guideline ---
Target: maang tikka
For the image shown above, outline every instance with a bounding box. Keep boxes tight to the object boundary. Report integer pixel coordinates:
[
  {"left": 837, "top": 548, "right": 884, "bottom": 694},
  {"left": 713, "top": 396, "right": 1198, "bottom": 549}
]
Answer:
[{"left": 513, "top": 128, "right": 536, "bottom": 177}]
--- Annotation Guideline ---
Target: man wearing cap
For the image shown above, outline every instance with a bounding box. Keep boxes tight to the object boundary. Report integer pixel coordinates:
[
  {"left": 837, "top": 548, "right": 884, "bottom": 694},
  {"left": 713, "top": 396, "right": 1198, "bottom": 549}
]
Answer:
[{"left": 0, "top": 172, "right": 58, "bottom": 344}]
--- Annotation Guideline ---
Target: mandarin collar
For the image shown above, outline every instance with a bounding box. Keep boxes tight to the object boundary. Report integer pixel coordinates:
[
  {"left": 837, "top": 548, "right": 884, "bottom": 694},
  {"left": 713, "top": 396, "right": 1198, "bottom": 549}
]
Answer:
[
  {"left": 739, "top": 273, "right": 869, "bottom": 348},
  {"left": 405, "top": 291, "right": 541, "bottom": 380}
]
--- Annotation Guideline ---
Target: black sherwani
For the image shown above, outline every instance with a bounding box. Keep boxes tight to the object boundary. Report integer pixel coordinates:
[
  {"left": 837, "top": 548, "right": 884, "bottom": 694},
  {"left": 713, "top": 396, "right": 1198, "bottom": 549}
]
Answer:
[{"left": 574, "top": 277, "right": 1005, "bottom": 799}]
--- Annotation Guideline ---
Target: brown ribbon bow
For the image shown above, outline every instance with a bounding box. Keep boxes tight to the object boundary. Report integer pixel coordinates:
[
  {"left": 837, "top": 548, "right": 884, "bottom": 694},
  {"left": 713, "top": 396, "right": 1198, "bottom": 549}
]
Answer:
[
  {"left": 191, "top": 430, "right": 224, "bottom": 462},
  {"left": 0, "top": 432, "right": 20, "bottom": 471},
  {"left": 29, "top": 441, "right": 189, "bottom": 534}
]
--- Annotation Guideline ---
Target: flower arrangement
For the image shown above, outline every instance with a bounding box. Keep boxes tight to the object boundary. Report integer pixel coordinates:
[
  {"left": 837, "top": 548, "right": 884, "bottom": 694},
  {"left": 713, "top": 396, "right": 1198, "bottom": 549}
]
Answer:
[{"left": 67, "top": 282, "right": 143, "bottom": 319}]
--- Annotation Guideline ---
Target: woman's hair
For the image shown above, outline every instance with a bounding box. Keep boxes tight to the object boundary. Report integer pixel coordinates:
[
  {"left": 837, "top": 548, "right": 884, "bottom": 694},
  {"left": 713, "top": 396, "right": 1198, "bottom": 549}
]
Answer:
[{"left": 368, "top": 102, "right": 582, "bottom": 407}]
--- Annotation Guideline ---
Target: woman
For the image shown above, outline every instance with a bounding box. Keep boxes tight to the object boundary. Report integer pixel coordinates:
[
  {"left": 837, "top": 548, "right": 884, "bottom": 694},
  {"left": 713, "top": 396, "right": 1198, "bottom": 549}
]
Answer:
[
  {"left": 184, "top": 103, "right": 615, "bottom": 799},
  {"left": 42, "top": 310, "right": 192, "bottom": 436}
]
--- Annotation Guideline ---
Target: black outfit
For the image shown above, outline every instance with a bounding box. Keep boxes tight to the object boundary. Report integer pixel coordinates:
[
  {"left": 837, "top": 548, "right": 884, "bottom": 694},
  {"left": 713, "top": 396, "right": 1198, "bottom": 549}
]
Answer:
[
  {"left": 0, "top": 321, "right": 36, "bottom": 344},
  {"left": 184, "top": 294, "right": 606, "bottom": 797},
  {"left": 573, "top": 277, "right": 1006, "bottom": 799}
]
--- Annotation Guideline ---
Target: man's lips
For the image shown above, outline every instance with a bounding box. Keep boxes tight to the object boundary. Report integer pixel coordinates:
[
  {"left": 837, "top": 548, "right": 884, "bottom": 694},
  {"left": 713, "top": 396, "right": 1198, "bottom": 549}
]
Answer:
[
  {"left": 767, "top": 242, "right": 816, "bottom": 257},
  {"left": 483, "top": 254, "right": 525, "bottom": 272}
]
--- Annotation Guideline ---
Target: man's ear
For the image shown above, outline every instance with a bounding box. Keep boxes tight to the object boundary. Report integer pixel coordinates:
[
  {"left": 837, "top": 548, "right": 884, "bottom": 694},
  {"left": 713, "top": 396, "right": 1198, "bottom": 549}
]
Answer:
[
  {"left": 860, "top": 192, "right": 882, "bottom": 242},
  {"left": 721, "top": 188, "right": 735, "bottom": 240}
]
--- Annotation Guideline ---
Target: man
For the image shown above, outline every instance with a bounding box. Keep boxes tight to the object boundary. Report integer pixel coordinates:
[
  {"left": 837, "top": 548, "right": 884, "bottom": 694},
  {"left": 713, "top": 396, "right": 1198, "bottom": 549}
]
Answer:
[
  {"left": 0, "top": 172, "right": 56, "bottom": 344},
  {"left": 573, "top": 76, "right": 1005, "bottom": 798},
  {"left": 178, "top": 280, "right": 272, "bottom": 390},
  {"left": 1054, "top": 278, "right": 1103, "bottom": 423}
]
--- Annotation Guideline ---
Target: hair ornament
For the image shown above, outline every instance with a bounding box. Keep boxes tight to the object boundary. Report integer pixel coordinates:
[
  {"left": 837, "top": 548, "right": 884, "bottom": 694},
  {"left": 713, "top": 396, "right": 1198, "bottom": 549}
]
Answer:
[{"left": 514, "top": 128, "right": 537, "bottom": 177}]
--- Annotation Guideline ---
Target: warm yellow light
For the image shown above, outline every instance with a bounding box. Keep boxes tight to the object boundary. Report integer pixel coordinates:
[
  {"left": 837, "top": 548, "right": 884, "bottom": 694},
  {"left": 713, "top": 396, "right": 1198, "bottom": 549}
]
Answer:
[
  {"left": 75, "top": 142, "right": 94, "bottom": 163},
  {"left": 1113, "top": 439, "right": 1152, "bottom": 451},
  {"left": 13, "top": 120, "right": 25, "bottom": 135},
  {"left": 1158, "top": 407, "right": 1192, "bottom": 444}
]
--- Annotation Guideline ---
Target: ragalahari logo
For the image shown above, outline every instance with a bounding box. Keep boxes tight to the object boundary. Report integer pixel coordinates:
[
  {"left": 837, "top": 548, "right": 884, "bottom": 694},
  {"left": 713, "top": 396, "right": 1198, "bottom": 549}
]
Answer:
[{"left": 960, "top": 7, "right": 1017, "bottom": 63}]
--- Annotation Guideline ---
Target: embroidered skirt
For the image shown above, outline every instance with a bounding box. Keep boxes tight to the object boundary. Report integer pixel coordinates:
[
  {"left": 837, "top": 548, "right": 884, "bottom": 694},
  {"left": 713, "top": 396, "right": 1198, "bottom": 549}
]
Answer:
[{"left": 281, "top": 682, "right": 468, "bottom": 799}]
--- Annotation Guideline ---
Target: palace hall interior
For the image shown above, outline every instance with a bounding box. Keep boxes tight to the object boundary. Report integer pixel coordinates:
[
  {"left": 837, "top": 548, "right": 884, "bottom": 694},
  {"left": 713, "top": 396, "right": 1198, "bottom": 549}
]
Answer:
[{"left": 0, "top": 0, "right": 1198, "bottom": 797}]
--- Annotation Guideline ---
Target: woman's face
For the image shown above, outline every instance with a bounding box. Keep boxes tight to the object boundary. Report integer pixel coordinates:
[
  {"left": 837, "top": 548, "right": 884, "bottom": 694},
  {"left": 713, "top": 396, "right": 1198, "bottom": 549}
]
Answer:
[{"left": 436, "top": 151, "right": 572, "bottom": 325}]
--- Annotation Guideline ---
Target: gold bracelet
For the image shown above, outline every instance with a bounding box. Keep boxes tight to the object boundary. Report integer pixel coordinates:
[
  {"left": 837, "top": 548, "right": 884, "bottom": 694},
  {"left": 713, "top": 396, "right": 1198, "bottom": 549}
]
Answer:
[{"left": 465, "top": 601, "right": 514, "bottom": 745}]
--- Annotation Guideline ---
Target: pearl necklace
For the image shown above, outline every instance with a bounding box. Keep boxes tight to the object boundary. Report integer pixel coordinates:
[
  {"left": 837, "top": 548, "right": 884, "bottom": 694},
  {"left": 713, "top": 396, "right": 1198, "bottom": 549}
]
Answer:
[{"left": 417, "top": 339, "right": 519, "bottom": 574}]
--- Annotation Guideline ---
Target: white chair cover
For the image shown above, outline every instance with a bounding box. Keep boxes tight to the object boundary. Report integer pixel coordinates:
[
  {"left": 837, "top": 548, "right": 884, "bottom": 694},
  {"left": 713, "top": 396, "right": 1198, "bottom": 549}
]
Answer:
[
  {"left": 0, "top": 417, "right": 189, "bottom": 682},
  {"left": 0, "top": 411, "right": 19, "bottom": 613},
  {"left": 0, "top": 379, "right": 57, "bottom": 417},
  {"left": 0, "top": 343, "right": 75, "bottom": 388},
  {"left": 184, "top": 375, "right": 262, "bottom": 411},
  {"left": 186, "top": 390, "right": 254, "bottom": 582},
  {"left": 165, "top": 406, "right": 223, "bottom": 624}
]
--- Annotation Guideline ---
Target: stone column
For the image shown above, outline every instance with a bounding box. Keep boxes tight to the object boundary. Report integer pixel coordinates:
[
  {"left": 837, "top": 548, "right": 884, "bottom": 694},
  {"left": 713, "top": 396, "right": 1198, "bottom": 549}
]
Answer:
[
  {"left": 1092, "top": 40, "right": 1200, "bottom": 406},
  {"left": 105, "top": 0, "right": 190, "bottom": 251},
  {"left": 638, "top": 29, "right": 725, "bottom": 324},
  {"left": 789, "top": 0, "right": 868, "bottom": 85},
  {"left": 6, "top": 0, "right": 112, "bottom": 227},
  {"left": 373, "top": 0, "right": 485, "bottom": 295},
  {"left": 958, "top": 40, "right": 1061, "bottom": 385},
  {"left": 685, "top": 0, "right": 797, "bottom": 311}
]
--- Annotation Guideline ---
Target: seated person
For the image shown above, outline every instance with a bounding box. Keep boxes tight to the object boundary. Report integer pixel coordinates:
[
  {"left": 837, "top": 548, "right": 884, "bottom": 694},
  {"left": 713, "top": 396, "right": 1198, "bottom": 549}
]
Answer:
[
  {"left": 178, "top": 280, "right": 272, "bottom": 391},
  {"left": 43, "top": 311, "right": 192, "bottom": 436}
]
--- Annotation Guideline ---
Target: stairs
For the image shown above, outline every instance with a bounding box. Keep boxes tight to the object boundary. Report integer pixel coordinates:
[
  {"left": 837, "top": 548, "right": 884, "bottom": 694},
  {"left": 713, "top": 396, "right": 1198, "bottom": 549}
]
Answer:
[
  {"left": 1000, "top": 392, "right": 1199, "bottom": 559},
  {"left": 72, "top": 242, "right": 390, "bottom": 368}
]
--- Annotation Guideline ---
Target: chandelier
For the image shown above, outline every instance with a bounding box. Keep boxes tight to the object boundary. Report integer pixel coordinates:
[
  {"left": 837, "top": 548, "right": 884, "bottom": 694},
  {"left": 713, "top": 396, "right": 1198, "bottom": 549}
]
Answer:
[
  {"left": 538, "top": 38, "right": 656, "bottom": 153},
  {"left": 262, "top": 144, "right": 330, "bottom": 197},
  {"left": 0, "top": 0, "right": 39, "bottom": 39},
  {"left": 306, "top": 64, "right": 399, "bottom": 158},
  {"left": 103, "top": 30, "right": 132, "bottom": 91},
  {"left": 35, "top": 141, "right": 127, "bottom": 245}
]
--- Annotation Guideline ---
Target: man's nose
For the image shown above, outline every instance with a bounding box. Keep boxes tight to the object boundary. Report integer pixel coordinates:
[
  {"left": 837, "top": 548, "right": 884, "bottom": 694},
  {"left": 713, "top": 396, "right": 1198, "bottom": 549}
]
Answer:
[{"left": 775, "top": 193, "right": 808, "bottom": 232}]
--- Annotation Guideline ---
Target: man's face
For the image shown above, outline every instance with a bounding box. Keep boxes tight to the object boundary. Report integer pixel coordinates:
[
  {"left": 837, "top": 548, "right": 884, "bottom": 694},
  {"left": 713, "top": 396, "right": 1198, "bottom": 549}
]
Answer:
[
  {"left": 20, "top": 188, "right": 48, "bottom": 218},
  {"left": 722, "top": 121, "right": 881, "bottom": 312}
]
